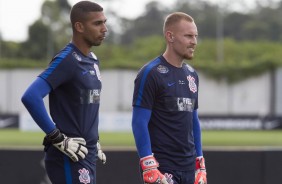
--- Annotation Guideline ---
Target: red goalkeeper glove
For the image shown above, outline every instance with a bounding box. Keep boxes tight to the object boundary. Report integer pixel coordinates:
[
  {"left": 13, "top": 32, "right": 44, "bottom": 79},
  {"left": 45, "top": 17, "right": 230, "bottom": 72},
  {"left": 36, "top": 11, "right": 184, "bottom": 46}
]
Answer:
[
  {"left": 194, "top": 157, "right": 207, "bottom": 184},
  {"left": 140, "top": 155, "right": 169, "bottom": 184}
]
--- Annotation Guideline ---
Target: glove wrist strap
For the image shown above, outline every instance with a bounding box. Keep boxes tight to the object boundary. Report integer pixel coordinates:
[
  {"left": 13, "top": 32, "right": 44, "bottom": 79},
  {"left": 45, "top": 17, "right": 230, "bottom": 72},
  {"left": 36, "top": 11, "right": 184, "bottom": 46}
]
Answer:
[
  {"left": 46, "top": 128, "right": 64, "bottom": 144},
  {"left": 196, "top": 157, "right": 206, "bottom": 170},
  {"left": 140, "top": 155, "right": 159, "bottom": 171}
]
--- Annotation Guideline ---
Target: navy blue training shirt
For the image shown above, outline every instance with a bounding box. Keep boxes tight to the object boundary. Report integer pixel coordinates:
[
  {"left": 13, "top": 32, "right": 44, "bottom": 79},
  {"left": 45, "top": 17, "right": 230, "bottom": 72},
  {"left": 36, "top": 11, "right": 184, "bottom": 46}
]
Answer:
[
  {"left": 132, "top": 55, "right": 199, "bottom": 170},
  {"left": 39, "top": 43, "right": 102, "bottom": 148}
]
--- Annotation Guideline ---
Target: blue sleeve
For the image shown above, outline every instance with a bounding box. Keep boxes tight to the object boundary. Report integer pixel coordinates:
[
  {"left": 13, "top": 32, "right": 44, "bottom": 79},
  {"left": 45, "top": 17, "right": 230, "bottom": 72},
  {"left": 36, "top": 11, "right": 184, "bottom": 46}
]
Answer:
[
  {"left": 193, "top": 110, "right": 203, "bottom": 156},
  {"left": 21, "top": 77, "right": 56, "bottom": 134},
  {"left": 131, "top": 106, "right": 152, "bottom": 158}
]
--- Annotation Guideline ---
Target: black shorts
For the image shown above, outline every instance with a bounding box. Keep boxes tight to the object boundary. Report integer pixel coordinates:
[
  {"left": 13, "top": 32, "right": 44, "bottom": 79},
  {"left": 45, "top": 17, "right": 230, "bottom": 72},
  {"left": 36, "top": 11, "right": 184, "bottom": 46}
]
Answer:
[{"left": 140, "top": 167, "right": 195, "bottom": 184}]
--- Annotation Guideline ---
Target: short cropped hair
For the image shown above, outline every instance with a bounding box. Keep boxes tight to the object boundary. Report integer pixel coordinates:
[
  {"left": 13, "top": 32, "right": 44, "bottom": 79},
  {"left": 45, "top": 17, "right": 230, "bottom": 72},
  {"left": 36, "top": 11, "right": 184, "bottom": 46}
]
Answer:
[
  {"left": 163, "top": 12, "right": 194, "bottom": 34},
  {"left": 70, "top": 1, "right": 103, "bottom": 25}
]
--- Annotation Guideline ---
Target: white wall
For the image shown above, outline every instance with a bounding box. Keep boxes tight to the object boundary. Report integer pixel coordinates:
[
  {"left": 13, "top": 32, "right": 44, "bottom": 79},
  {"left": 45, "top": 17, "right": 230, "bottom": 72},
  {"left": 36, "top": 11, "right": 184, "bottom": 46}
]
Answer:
[
  {"left": 99, "top": 70, "right": 136, "bottom": 112},
  {"left": 0, "top": 69, "right": 44, "bottom": 113},
  {"left": 275, "top": 68, "right": 282, "bottom": 115},
  {"left": 0, "top": 68, "right": 279, "bottom": 116},
  {"left": 198, "top": 72, "right": 272, "bottom": 115}
]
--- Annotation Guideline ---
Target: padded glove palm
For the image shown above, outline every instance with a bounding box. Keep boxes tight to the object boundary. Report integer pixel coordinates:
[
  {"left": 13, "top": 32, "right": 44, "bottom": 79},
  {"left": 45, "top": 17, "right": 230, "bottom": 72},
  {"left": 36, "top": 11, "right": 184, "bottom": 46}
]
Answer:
[
  {"left": 97, "top": 141, "right": 106, "bottom": 164},
  {"left": 45, "top": 128, "right": 88, "bottom": 162}
]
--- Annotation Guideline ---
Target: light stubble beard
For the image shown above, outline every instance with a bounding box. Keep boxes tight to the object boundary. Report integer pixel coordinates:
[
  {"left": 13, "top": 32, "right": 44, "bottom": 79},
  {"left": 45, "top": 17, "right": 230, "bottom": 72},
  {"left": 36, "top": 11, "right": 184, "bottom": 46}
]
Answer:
[{"left": 183, "top": 53, "right": 194, "bottom": 60}]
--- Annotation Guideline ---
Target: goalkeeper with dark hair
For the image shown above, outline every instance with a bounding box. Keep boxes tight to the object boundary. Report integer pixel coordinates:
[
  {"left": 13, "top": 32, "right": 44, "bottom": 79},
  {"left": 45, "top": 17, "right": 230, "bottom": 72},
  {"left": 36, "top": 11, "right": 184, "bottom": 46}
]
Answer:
[
  {"left": 132, "top": 12, "right": 207, "bottom": 184},
  {"left": 21, "top": 1, "right": 107, "bottom": 183}
]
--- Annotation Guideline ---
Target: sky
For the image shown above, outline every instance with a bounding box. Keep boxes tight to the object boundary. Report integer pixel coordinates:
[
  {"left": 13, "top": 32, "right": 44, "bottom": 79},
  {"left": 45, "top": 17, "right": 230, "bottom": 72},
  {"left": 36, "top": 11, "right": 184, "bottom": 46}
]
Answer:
[
  {"left": 0, "top": 0, "right": 174, "bottom": 42},
  {"left": 0, "top": 0, "right": 279, "bottom": 42}
]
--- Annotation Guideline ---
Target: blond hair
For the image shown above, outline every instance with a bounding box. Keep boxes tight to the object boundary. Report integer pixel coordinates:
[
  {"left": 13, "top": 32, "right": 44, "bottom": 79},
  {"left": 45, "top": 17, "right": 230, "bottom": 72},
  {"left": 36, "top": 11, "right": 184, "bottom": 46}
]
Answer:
[{"left": 163, "top": 12, "right": 194, "bottom": 35}]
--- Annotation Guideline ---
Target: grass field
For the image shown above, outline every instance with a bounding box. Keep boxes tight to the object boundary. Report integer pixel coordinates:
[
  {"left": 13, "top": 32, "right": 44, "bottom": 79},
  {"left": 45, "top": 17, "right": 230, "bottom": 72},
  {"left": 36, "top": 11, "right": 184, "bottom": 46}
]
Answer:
[{"left": 1, "top": 129, "right": 282, "bottom": 149}]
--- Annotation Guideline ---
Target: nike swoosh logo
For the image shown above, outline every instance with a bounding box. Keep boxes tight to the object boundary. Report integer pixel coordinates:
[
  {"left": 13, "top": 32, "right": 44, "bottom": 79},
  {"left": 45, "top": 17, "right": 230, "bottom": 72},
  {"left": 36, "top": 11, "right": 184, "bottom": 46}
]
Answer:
[{"left": 168, "top": 82, "right": 175, "bottom": 87}]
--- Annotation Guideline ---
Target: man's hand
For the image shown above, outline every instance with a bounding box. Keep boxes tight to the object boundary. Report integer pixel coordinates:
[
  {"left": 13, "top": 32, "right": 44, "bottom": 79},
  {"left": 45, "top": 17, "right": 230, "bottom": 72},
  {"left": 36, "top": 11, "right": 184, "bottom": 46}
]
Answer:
[
  {"left": 45, "top": 128, "right": 88, "bottom": 162},
  {"left": 194, "top": 157, "right": 207, "bottom": 184},
  {"left": 140, "top": 155, "right": 169, "bottom": 184},
  {"left": 97, "top": 141, "right": 106, "bottom": 164}
]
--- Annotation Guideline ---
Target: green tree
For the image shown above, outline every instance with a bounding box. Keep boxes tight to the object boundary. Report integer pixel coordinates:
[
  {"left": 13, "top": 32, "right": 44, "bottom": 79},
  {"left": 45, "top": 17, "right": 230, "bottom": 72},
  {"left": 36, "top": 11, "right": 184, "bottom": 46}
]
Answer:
[
  {"left": 120, "top": 1, "right": 166, "bottom": 44},
  {"left": 18, "top": 0, "right": 71, "bottom": 60},
  {"left": 20, "top": 20, "right": 49, "bottom": 60},
  {"left": 0, "top": 41, "right": 21, "bottom": 59},
  {"left": 224, "top": 12, "right": 251, "bottom": 40}
]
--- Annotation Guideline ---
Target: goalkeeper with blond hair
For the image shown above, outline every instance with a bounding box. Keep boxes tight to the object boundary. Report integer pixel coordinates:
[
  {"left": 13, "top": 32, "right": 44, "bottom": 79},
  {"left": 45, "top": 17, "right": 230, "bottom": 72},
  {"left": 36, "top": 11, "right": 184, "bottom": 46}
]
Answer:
[{"left": 132, "top": 12, "right": 207, "bottom": 184}]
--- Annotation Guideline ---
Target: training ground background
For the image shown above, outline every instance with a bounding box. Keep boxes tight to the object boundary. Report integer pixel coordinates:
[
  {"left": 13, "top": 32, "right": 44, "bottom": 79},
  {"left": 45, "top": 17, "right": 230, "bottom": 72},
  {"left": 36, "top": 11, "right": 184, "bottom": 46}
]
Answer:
[{"left": 1, "top": 68, "right": 282, "bottom": 183}]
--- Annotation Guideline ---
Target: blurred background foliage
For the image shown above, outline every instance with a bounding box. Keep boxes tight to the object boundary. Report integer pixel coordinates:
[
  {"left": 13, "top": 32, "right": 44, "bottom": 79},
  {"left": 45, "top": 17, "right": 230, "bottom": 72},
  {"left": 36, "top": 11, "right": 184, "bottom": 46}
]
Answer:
[{"left": 1, "top": 0, "right": 282, "bottom": 83}]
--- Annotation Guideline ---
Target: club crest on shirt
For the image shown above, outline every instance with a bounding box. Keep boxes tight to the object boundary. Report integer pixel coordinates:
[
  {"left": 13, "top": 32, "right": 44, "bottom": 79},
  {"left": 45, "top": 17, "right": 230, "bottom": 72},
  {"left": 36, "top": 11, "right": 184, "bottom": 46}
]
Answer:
[
  {"left": 187, "top": 75, "right": 197, "bottom": 93},
  {"left": 157, "top": 65, "right": 169, "bottom": 73},
  {"left": 164, "top": 173, "right": 174, "bottom": 184},
  {"left": 73, "top": 52, "right": 82, "bottom": 61},
  {"left": 78, "top": 168, "right": 90, "bottom": 184}
]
